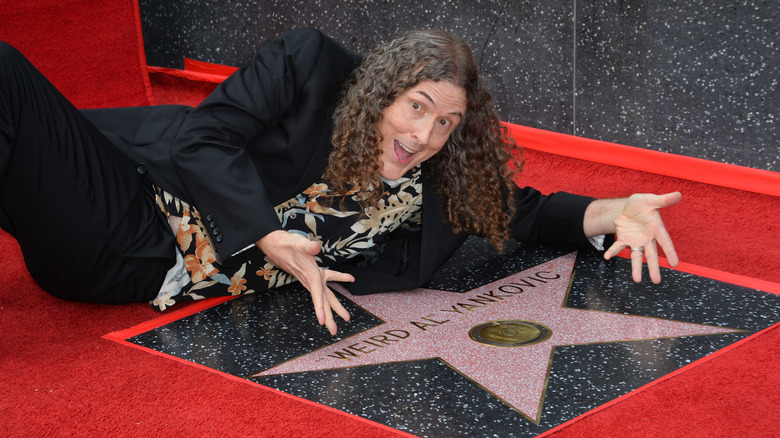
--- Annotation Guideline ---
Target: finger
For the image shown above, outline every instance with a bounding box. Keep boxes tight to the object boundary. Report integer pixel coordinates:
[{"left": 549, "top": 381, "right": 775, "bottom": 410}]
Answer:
[
  {"left": 308, "top": 240, "right": 322, "bottom": 256},
  {"left": 321, "top": 270, "right": 352, "bottom": 323},
  {"left": 323, "top": 269, "right": 355, "bottom": 284},
  {"left": 630, "top": 247, "right": 644, "bottom": 283},
  {"left": 310, "top": 289, "right": 326, "bottom": 326},
  {"left": 322, "top": 270, "right": 354, "bottom": 321},
  {"left": 644, "top": 241, "right": 662, "bottom": 284},
  {"left": 314, "top": 269, "right": 341, "bottom": 335},
  {"left": 303, "top": 272, "right": 327, "bottom": 326},
  {"left": 307, "top": 269, "right": 338, "bottom": 334},
  {"left": 658, "top": 191, "right": 682, "bottom": 208},
  {"left": 604, "top": 241, "right": 628, "bottom": 260},
  {"left": 325, "top": 287, "right": 351, "bottom": 322},
  {"left": 647, "top": 191, "right": 682, "bottom": 210},
  {"left": 321, "top": 295, "right": 338, "bottom": 335},
  {"left": 656, "top": 227, "right": 679, "bottom": 267}
]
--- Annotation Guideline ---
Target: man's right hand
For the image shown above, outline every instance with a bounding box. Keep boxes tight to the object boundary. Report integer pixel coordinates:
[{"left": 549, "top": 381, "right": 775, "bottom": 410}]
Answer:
[{"left": 255, "top": 230, "right": 354, "bottom": 335}]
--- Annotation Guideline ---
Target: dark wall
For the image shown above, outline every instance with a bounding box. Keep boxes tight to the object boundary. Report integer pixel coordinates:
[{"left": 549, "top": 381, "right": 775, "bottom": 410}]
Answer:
[{"left": 139, "top": 0, "right": 779, "bottom": 172}]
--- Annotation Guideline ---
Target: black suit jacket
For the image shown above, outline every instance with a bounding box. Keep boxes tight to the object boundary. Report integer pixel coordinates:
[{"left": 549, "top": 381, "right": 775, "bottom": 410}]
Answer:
[{"left": 84, "top": 28, "right": 595, "bottom": 295}]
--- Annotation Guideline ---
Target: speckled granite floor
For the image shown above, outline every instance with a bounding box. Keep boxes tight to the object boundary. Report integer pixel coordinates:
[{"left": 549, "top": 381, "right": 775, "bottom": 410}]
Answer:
[
  {"left": 123, "top": 237, "right": 780, "bottom": 438},
  {"left": 139, "top": 0, "right": 778, "bottom": 171}
]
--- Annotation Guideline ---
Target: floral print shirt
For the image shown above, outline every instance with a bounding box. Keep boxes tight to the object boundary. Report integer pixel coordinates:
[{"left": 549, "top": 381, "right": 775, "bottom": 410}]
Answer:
[{"left": 150, "top": 166, "right": 423, "bottom": 311}]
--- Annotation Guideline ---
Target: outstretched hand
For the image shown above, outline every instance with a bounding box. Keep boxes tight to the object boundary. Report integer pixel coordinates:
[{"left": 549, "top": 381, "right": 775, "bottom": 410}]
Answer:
[
  {"left": 256, "top": 230, "right": 354, "bottom": 335},
  {"left": 603, "top": 192, "right": 682, "bottom": 283}
]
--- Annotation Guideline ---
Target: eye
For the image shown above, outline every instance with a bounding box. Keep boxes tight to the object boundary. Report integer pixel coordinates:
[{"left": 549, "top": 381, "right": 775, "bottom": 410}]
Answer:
[
  {"left": 411, "top": 102, "right": 422, "bottom": 111},
  {"left": 438, "top": 118, "right": 452, "bottom": 128}
]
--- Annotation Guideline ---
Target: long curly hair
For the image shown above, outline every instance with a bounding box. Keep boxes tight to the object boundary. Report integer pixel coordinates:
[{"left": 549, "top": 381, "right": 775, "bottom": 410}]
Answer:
[{"left": 324, "top": 29, "right": 522, "bottom": 249}]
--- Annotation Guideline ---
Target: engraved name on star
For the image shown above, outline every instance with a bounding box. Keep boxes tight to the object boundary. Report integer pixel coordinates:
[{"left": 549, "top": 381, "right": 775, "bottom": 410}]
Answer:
[{"left": 254, "top": 252, "right": 742, "bottom": 423}]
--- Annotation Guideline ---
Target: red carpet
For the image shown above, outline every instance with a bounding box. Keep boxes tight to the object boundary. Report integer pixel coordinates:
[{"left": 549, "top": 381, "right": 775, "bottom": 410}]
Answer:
[
  {"left": 1, "top": 1, "right": 778, "bottom": 436},
  {"left": 0, "top": 0, "right": 153, "bottom": 108}
]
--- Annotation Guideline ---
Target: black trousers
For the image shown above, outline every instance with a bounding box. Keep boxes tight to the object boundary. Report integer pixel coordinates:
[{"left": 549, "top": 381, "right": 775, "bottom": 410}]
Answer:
[{"left": 0, "top": 41, "right": 175, "bottom": 304}]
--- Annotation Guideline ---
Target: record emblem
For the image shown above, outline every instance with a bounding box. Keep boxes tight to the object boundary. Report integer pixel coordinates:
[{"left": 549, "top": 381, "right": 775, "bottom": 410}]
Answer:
[{"left": 469, "top": 320, "right": 552, "bottom": 347}]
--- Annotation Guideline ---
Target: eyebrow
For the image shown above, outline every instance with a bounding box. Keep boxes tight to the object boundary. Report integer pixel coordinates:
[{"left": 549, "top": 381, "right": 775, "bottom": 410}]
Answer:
[{"left": 415, "top": 90, "right": 464, "bottom": 119}]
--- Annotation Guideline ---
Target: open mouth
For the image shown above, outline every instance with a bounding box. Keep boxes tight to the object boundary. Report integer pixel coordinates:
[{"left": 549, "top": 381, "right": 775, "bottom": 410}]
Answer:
[{"left": 394, "top": 140, "right": 417, "bottom": 162}]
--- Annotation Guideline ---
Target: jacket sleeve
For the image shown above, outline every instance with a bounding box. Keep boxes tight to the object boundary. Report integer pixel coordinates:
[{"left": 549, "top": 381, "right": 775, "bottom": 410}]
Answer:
[
  {"left": 511, "top": 186, "right": 596, "bottom": 248},
  {"left": 169, "top": 28, "right": 356, "bottom": 262}
]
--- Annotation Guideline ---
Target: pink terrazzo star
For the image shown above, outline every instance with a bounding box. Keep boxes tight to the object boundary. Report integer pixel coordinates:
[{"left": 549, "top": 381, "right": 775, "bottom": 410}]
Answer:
[{"left": 254, "top": 252, "right": 742, "bottom": 423}]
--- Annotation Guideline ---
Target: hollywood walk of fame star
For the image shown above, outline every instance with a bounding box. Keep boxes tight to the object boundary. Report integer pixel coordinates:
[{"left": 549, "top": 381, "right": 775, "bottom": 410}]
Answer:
[{"left": 253, "top": 252, "right": 742, "bottom": 423}]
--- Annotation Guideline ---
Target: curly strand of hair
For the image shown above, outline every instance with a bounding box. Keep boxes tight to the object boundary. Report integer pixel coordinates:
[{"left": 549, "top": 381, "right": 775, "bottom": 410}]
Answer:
[{"left": 325, "top": 29, "right": 524, "bottom": 249}]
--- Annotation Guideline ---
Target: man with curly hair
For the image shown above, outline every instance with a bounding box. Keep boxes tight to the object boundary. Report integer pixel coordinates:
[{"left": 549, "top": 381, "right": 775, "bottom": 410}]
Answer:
[{"left": 0, "top": 28, "right": 680, "bottom": 335}]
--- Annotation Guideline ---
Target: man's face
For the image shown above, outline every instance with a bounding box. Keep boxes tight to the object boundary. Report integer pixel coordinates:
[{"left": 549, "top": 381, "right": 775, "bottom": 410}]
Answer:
[{"left": 377, "top": 80, "right": 467, "bottom": 181}]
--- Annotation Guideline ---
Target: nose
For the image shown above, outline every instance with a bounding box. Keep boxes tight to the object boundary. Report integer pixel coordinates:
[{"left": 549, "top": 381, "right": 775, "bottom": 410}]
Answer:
[{"left": 411, "top": 117, "right": 436, "bottom": 146}]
